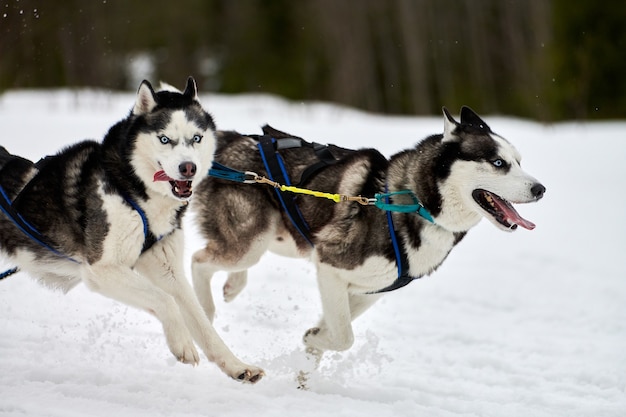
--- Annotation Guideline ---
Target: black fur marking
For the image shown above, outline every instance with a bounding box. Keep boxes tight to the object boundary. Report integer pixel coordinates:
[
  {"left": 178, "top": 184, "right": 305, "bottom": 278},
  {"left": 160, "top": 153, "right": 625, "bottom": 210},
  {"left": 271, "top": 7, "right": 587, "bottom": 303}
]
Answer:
[
  {"left": 195, "top": 117, "right": 514, "bottom": 288},
  {"left": 0, "top": 81, "right": 207, "bottom": 265},
  {"left": 458, "top": 106, "right": 492, "bottom": 135},
  {"left": 102, "top": 119, "right": 149, "bottom": 201},
  {"left": 0, "top": 141, "right": 108, "bottom": 262}
]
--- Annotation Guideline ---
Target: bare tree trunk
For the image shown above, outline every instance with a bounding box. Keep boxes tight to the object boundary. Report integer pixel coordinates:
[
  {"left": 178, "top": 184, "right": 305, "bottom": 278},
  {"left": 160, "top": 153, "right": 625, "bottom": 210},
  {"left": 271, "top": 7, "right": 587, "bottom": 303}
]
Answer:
[{"left": 396, "top": 0, "right": 433, "bottom": 114}]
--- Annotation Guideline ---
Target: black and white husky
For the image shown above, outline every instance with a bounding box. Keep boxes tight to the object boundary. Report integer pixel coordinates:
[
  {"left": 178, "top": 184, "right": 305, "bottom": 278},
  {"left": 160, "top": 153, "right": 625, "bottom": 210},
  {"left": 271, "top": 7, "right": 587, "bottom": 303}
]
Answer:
[
  {"left": 0, "top": 77, "right": 263, "bottom": 383},
  {"left": 191, "top": 107, "right": 545, "bottom": 359}
]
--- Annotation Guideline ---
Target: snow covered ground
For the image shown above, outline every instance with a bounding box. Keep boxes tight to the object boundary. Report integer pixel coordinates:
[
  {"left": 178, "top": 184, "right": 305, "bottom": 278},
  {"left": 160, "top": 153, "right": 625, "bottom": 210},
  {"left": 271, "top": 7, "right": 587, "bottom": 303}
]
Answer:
[{"left": 0, "top": 89, "right": 624, "bottom": 417}]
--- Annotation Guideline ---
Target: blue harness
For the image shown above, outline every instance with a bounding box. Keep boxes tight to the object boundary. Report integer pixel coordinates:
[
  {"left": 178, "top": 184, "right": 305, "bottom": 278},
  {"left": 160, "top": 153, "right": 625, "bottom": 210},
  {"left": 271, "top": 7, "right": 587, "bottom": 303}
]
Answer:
[
  {"left": 209, "top": 137, "right": 436, "bottom": 293},
  {"left": 373, "top": 185, "right": 417, "bottom": 293},
  {"left": 0, "top": 184, "right": 158, "bottom": 279},
  {"left": 257, "top": 136, "right": 315, "bottom": 246}
]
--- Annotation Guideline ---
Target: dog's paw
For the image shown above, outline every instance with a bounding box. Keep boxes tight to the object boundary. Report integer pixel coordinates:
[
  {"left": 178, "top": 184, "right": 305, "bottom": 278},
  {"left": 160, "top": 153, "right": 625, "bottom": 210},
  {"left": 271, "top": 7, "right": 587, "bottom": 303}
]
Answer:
[
  {"left": 302, "top": 327, "right": 322, "bottom": 349},
  {"left": 223, "top": 272, "right": 247, "bottom": 302},
  {"left": 233, "top": 366, "right": 265, "bottom": 384},
  {"left": 165, "top": 329, "right": 200, "bottom": 366},
  {"left": 303, "top": 326, "right": 354, "bottom": 351},
  {"left": 304, "top": 327, "right": 320, "bottom": 339},
  {"left": 223, "top": 282, "right": 243, "bottom": 302},
  {"left": 172, "top": 342, "right": 200, "bottom": 366}
]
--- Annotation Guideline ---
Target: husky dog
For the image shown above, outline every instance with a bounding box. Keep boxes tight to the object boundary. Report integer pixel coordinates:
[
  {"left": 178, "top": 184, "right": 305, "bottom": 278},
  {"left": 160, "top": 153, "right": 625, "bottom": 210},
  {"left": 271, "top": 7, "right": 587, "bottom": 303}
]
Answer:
[
  {"left": 190, "top": 107, "right": 545, "bottom": 357},
  {"left": 0, "top": 77, "right": 263, "bottom": 383}
]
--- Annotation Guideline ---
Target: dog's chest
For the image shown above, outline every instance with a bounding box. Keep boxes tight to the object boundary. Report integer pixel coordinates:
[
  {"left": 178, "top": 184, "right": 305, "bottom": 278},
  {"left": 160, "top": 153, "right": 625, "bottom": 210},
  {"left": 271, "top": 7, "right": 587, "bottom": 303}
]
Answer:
[
  {"left": 144, "top": 202, "right": 181, "bottom": 238},
  {"left": 404, "top": 225, "right": 456, "bottom": 276},
  {"left": 98, "top": 193, "right": 182, "bottom": 265}
]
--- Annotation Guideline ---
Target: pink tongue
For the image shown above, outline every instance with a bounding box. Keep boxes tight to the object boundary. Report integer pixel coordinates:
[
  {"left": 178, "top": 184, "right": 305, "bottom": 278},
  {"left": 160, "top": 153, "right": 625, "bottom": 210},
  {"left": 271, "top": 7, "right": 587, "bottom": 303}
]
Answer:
[
  {"left": 495, "top": 199, "right": 536, "bottom": 230},
  {"left": 153, "top": 170, "right": 174, "bottom": 182}
]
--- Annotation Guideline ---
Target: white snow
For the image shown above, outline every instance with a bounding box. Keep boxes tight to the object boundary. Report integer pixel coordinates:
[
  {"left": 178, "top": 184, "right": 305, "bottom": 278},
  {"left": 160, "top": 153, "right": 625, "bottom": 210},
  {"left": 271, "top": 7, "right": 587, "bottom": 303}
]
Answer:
[{"left": 0, "top": 90, "right": 624, "bottom": 417}]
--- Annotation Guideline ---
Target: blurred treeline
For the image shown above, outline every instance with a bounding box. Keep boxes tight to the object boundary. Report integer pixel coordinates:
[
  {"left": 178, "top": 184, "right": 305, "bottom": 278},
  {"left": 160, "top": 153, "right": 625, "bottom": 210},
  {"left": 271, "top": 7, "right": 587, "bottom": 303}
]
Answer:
[{"left": 1, "top": 0, "right": 624, "bottom": 120}]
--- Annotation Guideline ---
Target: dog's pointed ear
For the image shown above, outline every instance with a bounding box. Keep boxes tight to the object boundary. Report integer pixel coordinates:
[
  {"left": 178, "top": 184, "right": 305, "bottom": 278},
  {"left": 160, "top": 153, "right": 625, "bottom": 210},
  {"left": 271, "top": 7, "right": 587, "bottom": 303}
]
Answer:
[
  {"left": 133, "top": 80, "right": 158, "bottom": 115},
  {"left": 442, "top": 107, "right": 459, "bottom": 142},
  {"left": 183, "top": 76, "right": 198, "bottom": 100},
  {"left": 460, "top": 106, "right": 491, "bottom": 131}
]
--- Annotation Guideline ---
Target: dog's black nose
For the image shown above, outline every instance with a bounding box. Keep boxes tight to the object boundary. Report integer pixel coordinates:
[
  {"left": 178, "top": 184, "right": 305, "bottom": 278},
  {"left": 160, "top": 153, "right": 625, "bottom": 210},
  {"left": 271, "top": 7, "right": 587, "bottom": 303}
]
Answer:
[
  {"left": 179, "top": 162, "right": 197, "bottom": 178},
  {"left": 531, "top": 183, "right": 546, "bottom": 200}
]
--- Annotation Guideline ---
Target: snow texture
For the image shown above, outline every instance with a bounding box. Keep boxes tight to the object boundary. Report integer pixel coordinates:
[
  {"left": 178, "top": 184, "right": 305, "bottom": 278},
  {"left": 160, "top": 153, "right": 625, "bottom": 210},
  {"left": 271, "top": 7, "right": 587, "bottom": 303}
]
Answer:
[{"left": 0, "top": 90, "right": 624, "bottom": 417}]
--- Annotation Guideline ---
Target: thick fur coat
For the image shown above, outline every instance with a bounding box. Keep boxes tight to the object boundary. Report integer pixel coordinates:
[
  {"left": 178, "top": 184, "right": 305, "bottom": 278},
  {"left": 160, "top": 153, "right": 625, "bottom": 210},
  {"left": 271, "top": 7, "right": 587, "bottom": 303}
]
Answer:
[
  {"left": 0, "top": 78, "right": 264, "bottom": 383},
  {"left": 191, "top": 107, "right": 545, "bottom": 358}
]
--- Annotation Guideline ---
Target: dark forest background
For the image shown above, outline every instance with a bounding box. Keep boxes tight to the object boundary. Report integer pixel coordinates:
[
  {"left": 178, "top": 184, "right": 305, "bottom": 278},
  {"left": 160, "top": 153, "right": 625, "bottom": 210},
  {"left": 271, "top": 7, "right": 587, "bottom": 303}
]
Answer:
[{"left": 1, "top": 0, "right": 625, "bottom": 120}]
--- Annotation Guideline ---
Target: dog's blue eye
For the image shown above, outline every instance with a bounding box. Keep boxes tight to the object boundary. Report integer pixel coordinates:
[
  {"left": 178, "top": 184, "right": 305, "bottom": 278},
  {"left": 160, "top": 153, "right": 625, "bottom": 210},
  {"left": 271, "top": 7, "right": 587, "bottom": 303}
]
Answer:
[
  {"left": 192, "top": 135, "right": 202, "bottom": 143},
  {"left": 492, "top": 159, "right": 503, "bottom": 167},
  {"left": 159, "top": 136, "right": 170, "bottom": 144}
]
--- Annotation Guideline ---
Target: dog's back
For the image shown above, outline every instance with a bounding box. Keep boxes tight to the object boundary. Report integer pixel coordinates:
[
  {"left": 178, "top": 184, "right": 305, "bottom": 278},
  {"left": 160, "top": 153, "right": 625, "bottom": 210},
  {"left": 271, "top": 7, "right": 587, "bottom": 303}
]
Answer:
[
  {"left": 0, "top": 141, "right": 105, "bottom": 272},
  {"left": 195, "top": 126, "right": 386, "bottom": 253},
  {"left": 0, "top": 147, "right": 36, "bottom": 198}
]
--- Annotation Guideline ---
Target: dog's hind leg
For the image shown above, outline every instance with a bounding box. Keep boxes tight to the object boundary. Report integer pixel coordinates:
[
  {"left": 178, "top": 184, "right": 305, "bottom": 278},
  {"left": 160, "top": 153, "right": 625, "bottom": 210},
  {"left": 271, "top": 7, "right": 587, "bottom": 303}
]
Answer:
[
  {"left": 191, "top": 253, "right": 220, "bottom": 323},
  {"left": 191, "top": 248, "right": 254, "bottom": 321},
  {"left": 191, "top": 245, "right": 265, "bottom": 321},
  {"left": 223, "top": 270, "right": 247, "bottom": 303},
  {"left": 191, "top": 214, "right": 281, "bottom": 321},
  {"left": 220, "top": 217, "right": 305, "bottom": 304}
]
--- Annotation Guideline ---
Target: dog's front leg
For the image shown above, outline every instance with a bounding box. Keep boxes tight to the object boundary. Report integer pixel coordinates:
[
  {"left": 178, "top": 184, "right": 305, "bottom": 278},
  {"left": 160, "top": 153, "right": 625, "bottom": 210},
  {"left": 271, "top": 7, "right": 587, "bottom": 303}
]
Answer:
[
  {"left": 347, "top": 292, "right": 382, "bottom": 322},
  {"left": 303, "top": 264, "right": 355, "bottom": 352},
  {"left": 81, "top": 263, "right": 200, "bottom": 365},
  {"left": 137, "top": 231, "right": 264, "bottom": 383}
]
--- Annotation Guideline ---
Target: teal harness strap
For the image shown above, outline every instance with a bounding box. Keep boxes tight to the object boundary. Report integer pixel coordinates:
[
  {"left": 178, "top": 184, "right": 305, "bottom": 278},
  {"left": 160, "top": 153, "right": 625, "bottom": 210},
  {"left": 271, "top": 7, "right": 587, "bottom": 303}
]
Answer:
[
  {"left": 208, "top": 162, "right": 255, "bottom": 183},
  {"left": 207, "top": 162, "right": 436, "bottom": 293},
  {"left": 373, "top": 190, "right": 435, "bottom": 222},
  {"left": 208, "top": 163, "right": 435, "bottom": 221}
]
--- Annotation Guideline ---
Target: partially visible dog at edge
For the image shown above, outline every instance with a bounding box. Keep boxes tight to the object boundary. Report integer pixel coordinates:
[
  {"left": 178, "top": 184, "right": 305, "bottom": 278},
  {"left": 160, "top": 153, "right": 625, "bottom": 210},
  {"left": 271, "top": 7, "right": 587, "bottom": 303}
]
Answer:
[
  {"left": 0, "top": 77, "right": 264, "bottom": 383},
  {"left": 190, "top": 107, "right": 546, "bottom": 379}
]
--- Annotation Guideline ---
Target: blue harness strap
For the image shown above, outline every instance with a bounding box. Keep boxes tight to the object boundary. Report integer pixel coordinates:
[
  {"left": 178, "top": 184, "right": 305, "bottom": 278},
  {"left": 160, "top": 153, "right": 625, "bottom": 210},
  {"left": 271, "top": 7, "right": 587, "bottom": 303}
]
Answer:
[
  {"left": 370, "top": 184, "right": 420, "bottom": 294},
  {"left": 207, "top": 147, "right": 433, "bottom": 294},
  {"left": 0, "top": 266, "right": 19, "bottom": 280},
  {"left": 257, "top": 136, "right": 314, "bottom": 246},
  {"left": 122, "top": 195, "right": 162, "bottom": 253},
  {"left": 0, "top": 184, "right": 159, "bottom": 279},
  {"left": 0, "top": 185, "right": 80, "bottom": 263}
]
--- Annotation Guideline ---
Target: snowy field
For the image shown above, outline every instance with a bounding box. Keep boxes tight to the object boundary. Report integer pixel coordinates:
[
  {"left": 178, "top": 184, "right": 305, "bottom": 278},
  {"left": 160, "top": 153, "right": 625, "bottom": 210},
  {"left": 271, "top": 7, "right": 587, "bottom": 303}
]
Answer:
[{"left": 0, "top": 89, "right": 624, "bottom": 417}]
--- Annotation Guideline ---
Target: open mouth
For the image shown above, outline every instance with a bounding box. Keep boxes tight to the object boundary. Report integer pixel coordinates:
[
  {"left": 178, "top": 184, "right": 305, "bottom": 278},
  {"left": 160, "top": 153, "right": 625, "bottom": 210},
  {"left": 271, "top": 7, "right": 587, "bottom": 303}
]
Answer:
[
  {"left": 472, "top": 189, "right": 535, "bottom": 231},
  {"left": 153, "top": 170, "right": 193, "bottom": 199}
]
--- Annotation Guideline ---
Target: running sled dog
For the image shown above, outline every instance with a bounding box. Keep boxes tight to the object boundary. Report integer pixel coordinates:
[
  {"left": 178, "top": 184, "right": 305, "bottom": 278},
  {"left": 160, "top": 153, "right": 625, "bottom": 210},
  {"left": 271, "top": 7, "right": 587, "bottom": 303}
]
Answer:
[
  {"left": 191, "top": 107, "right": 546, "bottom": 356},
  {"left": 0, "top": 77, "right": 263, "bottom": 383}
]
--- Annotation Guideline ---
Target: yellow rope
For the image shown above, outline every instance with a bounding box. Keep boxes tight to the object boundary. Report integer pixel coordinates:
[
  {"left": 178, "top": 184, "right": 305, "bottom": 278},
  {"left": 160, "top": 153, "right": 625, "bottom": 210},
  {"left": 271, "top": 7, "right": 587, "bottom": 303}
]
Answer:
[{"left": 254, "top": 175, "right": 371, "bottom": 205}]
